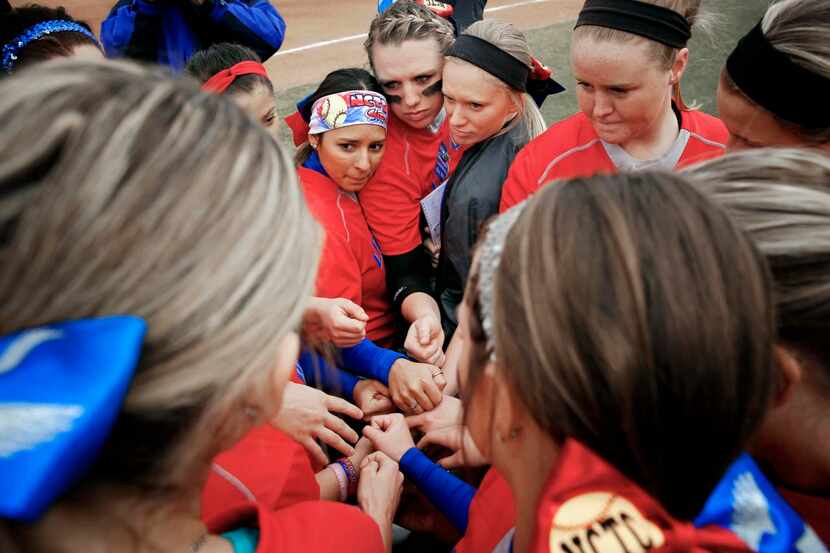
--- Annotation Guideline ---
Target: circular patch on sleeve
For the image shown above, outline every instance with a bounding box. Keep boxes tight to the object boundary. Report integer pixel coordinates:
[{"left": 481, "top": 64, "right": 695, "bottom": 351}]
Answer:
[{"left": 549, "top": 492, "right": 665, "bottom": 553}]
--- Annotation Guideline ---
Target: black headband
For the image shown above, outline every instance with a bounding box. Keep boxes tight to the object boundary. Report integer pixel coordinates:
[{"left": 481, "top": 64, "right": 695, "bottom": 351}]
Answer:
[
  {"left": 726, "top": 21, "right": 830, "bottom": 130},
  {"left": 575, "top": 0, "right": 691, "bottom": 49},
  {"left": 446, "top": 34, "right": 565, "bottom": 106}
]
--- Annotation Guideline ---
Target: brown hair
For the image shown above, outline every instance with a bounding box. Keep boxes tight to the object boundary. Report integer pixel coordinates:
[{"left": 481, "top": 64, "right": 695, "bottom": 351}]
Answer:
[
  {"left": 573, "top": 0, "right": 707, "bottom": 110},
  {"left": 364, "top": 0, "right": 454, "bottom": 69},
  {"left": 463, "top": 172, "right": 776, "bottom": 518},
  {"left": 0, "top": 59, "right": 321, "bottom": 496},
  {"left": 686, "top": 147, "right": 830, "bottom": 392}
]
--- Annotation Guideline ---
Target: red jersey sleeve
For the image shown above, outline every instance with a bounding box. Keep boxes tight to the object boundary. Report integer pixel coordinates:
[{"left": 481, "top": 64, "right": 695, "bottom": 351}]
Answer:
[
  {"left": 257, "top": 501, "right": 386, "bottom": 553},
  {"left": 316, "top": 224, "right": 363, "bottom": 305},
  {"left": 499, "top": 142, "right": 538, "bottom": 213},
  {"left": 202, "top": 426, "right": 319, "bottom": 531},
  {"left": 361, "top": 142, "right": 425, "bottom": 256}
]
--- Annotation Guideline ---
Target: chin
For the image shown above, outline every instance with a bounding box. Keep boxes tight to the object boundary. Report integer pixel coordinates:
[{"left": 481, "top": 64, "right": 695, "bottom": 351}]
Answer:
[{"left": 451, "top": 131, "right": 479, "bottom": 146}]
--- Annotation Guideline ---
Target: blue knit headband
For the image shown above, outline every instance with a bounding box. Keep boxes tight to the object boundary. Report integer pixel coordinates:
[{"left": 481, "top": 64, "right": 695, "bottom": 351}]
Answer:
[{"left": 2, "top": 20, "right": 99, "bottom": 73}]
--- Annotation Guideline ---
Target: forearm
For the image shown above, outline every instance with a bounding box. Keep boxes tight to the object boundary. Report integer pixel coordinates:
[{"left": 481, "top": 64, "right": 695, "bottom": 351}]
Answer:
[
  {"left": 299, "top": 349, "right": 359, "bottom": 399},
  {"left": 441, "top": 330, "right": 464, "bottom": 397},
  {"left": 401, "top": 292, "right": 441, "bottom": 325},
  {"left": 339, "top": 339, "right": 405, "bottom": 385},
  {"left": 399, "top": 448, "right": 476, "bottom": 533},
  {"left": 385, "top": 248, "right": 434, "bottom": 312}
]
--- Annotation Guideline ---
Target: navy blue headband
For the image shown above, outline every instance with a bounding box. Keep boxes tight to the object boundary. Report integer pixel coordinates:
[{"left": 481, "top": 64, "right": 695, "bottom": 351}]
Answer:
[
  {"left": 575, "top": 0, "right": 691, "bottom": 49},
  {"left": 2, "top": 20, "right": 99, "bottom": 73}
]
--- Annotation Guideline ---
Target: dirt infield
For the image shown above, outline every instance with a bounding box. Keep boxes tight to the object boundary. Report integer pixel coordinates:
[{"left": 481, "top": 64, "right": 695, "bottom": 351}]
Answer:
[{"left": 11, "top": 0, "right": 582, "bottom": 87}]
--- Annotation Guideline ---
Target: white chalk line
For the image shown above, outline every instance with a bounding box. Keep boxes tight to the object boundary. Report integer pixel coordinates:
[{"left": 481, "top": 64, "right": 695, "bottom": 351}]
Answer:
[{"left": 273, "top": 0, "right": 553, "bottom": 57}]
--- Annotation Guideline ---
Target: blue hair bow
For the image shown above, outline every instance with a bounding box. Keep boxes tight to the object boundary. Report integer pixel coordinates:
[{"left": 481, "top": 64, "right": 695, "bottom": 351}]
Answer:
[
  {"left": 0, "top": 316, "right": 146, "bottom": 521},
  {"left": 696, "top": 453, "right": 827, "bottom": 552}
]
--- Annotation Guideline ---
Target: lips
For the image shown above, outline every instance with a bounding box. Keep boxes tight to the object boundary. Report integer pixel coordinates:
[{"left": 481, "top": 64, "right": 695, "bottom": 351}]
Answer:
[{"left": 404, "top": 109, "right": 430, "bottom": 122}]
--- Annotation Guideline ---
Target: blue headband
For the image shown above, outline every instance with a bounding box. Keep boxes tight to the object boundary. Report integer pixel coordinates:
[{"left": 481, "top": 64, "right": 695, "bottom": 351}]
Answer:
[
  {"left": 0, "top": 316, "right": 146, "bottom": 521},
  {"left": 2, "top": 20, "right": 99, "bottom": 74}
]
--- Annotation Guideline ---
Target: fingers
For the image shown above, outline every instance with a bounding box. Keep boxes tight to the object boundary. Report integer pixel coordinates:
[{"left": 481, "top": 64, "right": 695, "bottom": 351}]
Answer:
[
  {"left": 433, "top": 372, "right": 447, "bottom": 391},
  {"left": 302, "top": 436, "right": 329, "bottom": 466},
  {"left": 325, "top": 395, "right": 364, "bottom": 421},
  {"left": 409, "top": 386, "right": 435, "bottom": 413},
  {"left": 421, "top": 378, "right": 443, "bottom": 408},
  {"left": 361, "top": 450, "right": 388, "bottom": 470},
  {"left": 405, "top": 412, "right": 426, "bottom": 430},
  {"left": 369, "top": 413, "right": 399, "bottom": 431},
  {"left": 325, "top": 412, "right": 359, "bottom": 444},
  {"left": 365, "top": 396, "right": 394, "bottom": 417},
  {"left": 416, "top": 319, "right": 431, "bottom": 346},
  {"left": 416, "top": 427, "right": 459, "bottom": 450},
  {"left": 437, "top": 451, "right": 466, "bottom": 469},
  {"left": 318, "top": 426, "right": 356, "bottom": 457},
  {"left": 339, "top": 299, "right": 369, "bottom": 322}
]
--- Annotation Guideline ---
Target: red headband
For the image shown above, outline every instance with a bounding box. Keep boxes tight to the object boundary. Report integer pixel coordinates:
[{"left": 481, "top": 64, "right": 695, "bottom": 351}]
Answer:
[{"left": 201, "top": 61, "right": 269, "bottom": 94}]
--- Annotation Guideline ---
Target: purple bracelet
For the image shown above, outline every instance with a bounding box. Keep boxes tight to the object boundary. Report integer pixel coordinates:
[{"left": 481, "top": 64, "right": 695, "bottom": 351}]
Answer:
[{"left": 337, "top": 457, "right": 358, "bottom": 496}]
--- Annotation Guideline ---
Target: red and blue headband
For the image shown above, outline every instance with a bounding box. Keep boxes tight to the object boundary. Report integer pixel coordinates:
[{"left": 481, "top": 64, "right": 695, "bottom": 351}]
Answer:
[
  {"left": 308, "top": 90, "right": 389, "bottom": 135},
  {"left": 0, "top": 316, "right": 145, "bottom": 520}
]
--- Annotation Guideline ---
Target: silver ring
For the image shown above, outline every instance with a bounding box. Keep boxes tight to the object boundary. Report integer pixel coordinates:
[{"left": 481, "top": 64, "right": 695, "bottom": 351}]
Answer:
[{"left": 410, "top": 402, "right": 420, "bottom": 412}]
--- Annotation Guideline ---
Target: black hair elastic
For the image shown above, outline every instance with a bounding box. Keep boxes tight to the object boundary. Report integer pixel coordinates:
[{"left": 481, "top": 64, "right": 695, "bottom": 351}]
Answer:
[
  {"left": 726, "top": 21, "right": 830, "bottom": 130},
  {"left": 446, "top": 35, "right": 565, "bottom": 106},
  {"left": 575, "top": 0, "right": 691, "bottom": 48}
]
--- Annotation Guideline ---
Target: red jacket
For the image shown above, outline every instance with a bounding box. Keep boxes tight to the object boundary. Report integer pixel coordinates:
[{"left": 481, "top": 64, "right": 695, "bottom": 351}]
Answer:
[
  {"left": 500, "top": 110, "right": 728, "bottom": 212},
  {"left": 202, "top": 425, "right": 384, "bottom": 553},
  {"left": 359, "top": 114, "right": 463, "bottom": 256},
  {"left": 300, "top": 167, "right": 396, "bottom": 347}
]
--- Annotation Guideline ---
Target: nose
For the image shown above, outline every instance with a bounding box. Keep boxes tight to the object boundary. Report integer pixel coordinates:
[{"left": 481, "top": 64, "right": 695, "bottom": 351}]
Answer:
[
  {"left": 593, "top": 92, "right": 614, "bottom": 118},
  {"left": 402, "top": 82, "right": 420, "bottom": 108},
  {"left": 449, "top": 105, "right": 466, "bottom": 128},
  {"left": 354, "top": 149, "right": 371, "bottom": 172}
]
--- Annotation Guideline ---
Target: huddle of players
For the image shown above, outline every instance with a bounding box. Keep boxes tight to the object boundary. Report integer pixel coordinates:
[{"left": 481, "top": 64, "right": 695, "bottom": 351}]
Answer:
[{"left": 2, "top": 0, "right": 830, "bottom": 552}]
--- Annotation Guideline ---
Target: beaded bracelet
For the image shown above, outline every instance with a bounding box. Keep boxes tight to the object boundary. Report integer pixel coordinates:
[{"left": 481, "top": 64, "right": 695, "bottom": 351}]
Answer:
[
  {"left": 337, "top": 457, "right": 359, "bottom": 496},
  {"left": 329, "top": 461, "right": 348, "bottom": 502}
]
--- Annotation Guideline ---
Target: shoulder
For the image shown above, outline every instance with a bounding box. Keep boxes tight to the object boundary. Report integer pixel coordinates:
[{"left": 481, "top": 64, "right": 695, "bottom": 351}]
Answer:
[
  {"left": 681, "top": 109, "right": 729, "bottom": 147},
  {"left": 518, "top": 112, "right": 600, "bottom": 166},
  {"left": 256, "top": 501, "right": 385, "bottom": 553}
]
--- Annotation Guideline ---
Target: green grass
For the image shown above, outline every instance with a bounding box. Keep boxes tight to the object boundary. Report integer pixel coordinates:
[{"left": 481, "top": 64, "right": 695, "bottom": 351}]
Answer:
[{"left": 277, "top": 1, "right": 770, "bottom": 146}]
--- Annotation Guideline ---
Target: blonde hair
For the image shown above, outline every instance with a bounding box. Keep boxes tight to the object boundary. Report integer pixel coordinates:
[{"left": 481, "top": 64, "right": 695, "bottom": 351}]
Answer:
[
  {"left": 447, "top": 20, "right": 547, "bottom": 140},
  {"left": 685, "top": 147, "right": 830, "bottom": 391},
  {"left": 0, "top": 60, "right": 321, "bottom": 495},
  {"left": 364, "top": 0, "right": 455, "bottom": 68},
  {"left": 573, "top": 0, "right": 708, "bottom": 110}
]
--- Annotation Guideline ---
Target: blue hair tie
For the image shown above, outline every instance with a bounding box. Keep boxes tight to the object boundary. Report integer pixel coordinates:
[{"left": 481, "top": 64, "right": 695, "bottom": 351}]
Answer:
[
  {"left": 2, "top": 20, "right": 100, "bottom": 74},
  {"left": 0, "top": 316, "right": 146, "bottom": 521}
]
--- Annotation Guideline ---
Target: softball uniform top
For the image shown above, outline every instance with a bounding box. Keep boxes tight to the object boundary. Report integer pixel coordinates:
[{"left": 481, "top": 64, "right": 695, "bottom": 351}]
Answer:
[
  {"left": 299, "top": 166, "right": 396, "bottom": 348},
  {"left": 499, "top": 108, "right": 728, "bottom": 212},
  {"left": 360, "top": 112, "right": 462, "bottom": 257}
]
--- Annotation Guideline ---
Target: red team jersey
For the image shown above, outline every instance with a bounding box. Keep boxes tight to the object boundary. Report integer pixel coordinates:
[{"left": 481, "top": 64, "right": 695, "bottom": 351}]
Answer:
[
  {"left": 455, "top": 468, "right": 517, "bottom": 553},
  {"left": 202, "top": 425, "right": 384, "bottom": 553},
  {"left": 202, "top": 425, "right": 319, "bottom": 525},
  {"left": 499, "top": 110, "right": 729, "bottom": 212},
  {"left": 359, "top": 113, "right": 463, "bottom": 256},
  {"left": 779, "top": 487, "right": 830, "bottom": 545},
  {"left": 299, "top": 167, "right": 397, "bottom": 347}
]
